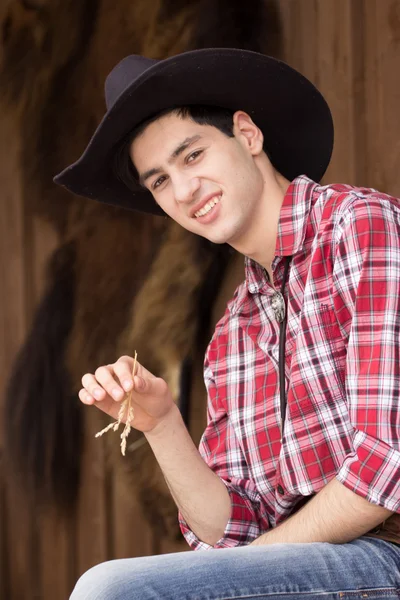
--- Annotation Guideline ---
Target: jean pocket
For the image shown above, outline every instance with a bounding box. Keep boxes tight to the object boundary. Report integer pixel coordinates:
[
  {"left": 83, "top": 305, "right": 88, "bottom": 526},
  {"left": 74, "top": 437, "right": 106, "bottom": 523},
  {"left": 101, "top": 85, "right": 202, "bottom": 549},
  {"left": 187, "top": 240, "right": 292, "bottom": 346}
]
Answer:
[{"left": 338, "top": 588, "right": 400, "bottom": 599}]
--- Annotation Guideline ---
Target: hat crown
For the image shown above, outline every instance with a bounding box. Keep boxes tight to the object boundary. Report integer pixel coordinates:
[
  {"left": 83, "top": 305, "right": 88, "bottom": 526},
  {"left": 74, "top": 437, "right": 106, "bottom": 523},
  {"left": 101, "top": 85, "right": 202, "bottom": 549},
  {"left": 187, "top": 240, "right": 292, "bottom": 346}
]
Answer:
[{"left": 104, "top": 55, "right": 158, "bottom": 110}]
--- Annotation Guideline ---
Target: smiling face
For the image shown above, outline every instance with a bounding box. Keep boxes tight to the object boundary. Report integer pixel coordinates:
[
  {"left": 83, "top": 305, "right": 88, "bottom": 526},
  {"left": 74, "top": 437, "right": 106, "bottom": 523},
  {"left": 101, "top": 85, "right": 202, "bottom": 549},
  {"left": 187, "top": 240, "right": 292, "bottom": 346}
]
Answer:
[{"left": 130, "top": 110, "right": 272, "bottom": 248}]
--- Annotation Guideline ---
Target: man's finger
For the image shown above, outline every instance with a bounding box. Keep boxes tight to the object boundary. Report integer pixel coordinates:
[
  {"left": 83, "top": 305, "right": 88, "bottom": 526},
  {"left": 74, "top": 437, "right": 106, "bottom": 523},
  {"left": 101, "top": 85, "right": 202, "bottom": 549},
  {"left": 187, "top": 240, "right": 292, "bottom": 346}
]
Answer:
[
  {"left": 133, "top": 374, "right": 168, "bottom": 397},
  {"left": 113, "top": 356, "right": 138, "bottom": 391},
  {"left": 133, "top": 375, "right": 146, "bottom": 392},
  {"left": 78, "top": 388, "right": 95, "bottom": 405}
]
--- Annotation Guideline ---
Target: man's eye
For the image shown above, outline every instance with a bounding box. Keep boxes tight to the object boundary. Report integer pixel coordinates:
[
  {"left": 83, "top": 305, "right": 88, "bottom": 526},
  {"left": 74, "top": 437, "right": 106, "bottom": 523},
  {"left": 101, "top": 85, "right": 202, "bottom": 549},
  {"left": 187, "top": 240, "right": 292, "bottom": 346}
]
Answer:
[
  {"left": 186, "top": 150, "right": 203, "bottom": 163},
  {"left": 152, "top": 176, "right": 167, "bottom": 190}
]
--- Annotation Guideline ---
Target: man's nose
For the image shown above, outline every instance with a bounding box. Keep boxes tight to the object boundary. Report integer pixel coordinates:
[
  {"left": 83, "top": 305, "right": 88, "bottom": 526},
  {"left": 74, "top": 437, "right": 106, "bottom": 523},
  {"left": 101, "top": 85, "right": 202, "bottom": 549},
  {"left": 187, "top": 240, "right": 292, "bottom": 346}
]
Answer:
[{"left": 173, "top": 174, "right": 201, "bottom": 204}]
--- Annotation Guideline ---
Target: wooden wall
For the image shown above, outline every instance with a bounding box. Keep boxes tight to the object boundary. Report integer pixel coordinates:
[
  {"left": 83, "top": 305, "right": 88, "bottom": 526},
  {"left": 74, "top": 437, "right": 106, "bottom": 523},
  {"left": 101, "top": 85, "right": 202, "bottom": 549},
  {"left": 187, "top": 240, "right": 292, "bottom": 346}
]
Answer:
[
  {"left": 280, "top": 0, "right": 400, "bottom": 196},
  {"left": 1, "top": 1, "right": 399, "bottom": 598}
]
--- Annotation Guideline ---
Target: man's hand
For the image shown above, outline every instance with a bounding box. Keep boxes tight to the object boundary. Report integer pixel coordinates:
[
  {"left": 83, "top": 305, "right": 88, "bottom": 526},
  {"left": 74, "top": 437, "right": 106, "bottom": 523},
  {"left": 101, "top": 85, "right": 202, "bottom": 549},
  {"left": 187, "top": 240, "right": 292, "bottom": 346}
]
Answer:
[
  {"left": 80, "top": 355, "right": 231, "bottom": 545},
  {"left": 79, "top": 356, "right": 175, "bottom": 433}
]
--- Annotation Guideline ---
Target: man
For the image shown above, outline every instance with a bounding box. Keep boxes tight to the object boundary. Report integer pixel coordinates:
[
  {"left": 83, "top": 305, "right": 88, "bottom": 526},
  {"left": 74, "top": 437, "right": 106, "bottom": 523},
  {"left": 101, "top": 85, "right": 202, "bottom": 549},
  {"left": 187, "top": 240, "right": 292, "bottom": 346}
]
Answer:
[{"left": 55, "top": 49, "right": 400, "bottom": 599}]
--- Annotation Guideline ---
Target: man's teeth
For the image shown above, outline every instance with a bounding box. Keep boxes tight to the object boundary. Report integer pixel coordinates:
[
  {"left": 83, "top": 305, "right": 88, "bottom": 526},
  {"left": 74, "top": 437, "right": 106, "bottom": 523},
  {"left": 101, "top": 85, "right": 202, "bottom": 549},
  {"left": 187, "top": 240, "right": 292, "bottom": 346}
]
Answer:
[{"left": 195, "top": 196, "right": 221, "bottom": 218}]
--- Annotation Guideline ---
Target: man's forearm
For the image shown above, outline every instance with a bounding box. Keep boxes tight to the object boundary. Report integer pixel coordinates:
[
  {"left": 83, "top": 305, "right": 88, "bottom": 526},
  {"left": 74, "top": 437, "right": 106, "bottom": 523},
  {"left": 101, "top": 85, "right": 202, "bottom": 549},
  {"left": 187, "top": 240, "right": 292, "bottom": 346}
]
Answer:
[
  {"left": 251, "top": 476, "right": 393, "bottom": 546},
  {"left": 145, "top": 404, "right": 231, "bottom": 545}
]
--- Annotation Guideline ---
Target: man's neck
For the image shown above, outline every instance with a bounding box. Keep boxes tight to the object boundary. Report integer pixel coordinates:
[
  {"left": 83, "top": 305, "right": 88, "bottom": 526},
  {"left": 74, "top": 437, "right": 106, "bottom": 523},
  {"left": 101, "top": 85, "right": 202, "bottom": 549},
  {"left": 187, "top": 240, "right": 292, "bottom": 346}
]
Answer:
[{"left": 233, "top": 171, "right": 291, "bottom": 274}]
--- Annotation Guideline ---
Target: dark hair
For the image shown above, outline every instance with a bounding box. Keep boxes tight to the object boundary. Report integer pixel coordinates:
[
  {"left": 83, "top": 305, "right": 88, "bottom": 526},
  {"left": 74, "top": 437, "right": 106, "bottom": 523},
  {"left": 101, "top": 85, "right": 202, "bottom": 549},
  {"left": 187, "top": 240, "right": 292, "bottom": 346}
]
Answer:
[{"left": 113, "top": 105, "right": 236, "bottom": 193}]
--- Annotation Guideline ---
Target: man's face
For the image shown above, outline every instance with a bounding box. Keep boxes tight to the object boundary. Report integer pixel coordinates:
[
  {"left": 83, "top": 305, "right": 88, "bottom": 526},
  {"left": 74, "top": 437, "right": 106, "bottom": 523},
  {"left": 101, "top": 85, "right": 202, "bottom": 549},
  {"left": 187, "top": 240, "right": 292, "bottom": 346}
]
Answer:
[{"left": 130, "top": 111, "right": 265, "bottom": 246}]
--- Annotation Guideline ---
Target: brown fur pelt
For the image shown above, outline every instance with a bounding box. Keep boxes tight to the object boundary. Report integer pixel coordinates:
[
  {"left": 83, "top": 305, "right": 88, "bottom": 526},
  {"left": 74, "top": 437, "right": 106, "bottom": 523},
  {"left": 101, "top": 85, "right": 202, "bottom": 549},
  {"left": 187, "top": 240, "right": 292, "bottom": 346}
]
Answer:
[
  {"left": 2, "top": 0, "right": 282, "bottom": 538},
  {"left": 3, "top": 239, "right": 83, "bottom": 510},
  {"left": 64, "top": 204, "right": 166, "bottom": 386},
  {"left": 0, "top": 0, "right": 101, "bottom": 231}
]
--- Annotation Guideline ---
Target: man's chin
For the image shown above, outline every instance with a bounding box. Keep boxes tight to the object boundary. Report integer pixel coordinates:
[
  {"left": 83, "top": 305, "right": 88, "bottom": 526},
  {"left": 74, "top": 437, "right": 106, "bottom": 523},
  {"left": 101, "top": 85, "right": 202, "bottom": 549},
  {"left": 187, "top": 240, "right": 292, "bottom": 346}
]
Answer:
[{"left": 199, "top": 231, "right": 231, "bottom": 245}]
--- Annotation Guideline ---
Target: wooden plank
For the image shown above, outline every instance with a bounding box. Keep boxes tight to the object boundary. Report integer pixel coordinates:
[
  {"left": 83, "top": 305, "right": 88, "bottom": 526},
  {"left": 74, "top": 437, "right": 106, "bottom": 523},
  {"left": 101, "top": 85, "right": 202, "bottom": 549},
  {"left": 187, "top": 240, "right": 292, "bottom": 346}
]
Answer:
[
  {"left": 30, "top": 214, "right": 77, "bottom": 600},
  {"left": 349, "top": 0, "right": 368, "bottom": 186},
  {"left": 0, "top": 128, "right": 25, "bottom": 401},
  {"left": 112, "top": 463, "right": 154, "bottom": 559},
  {"left": 0, "top": 104, "right": 41, "bottom": 598},
  {"left": 0, "top": 454, "right": 9, "bottom": 600},
  {"left": 279, "top": 0, "right": 359, "bottom": 185},
  {"left": 39, "top": 509, "right": 76, "bottom": 600},
  {"left": 363, "top": 0, "right": 400, "bottom": 196},
  {"left": 4, "top": 487, "right": 41, "bottom": 599},
  {"left": 315, "top": 0, "right": 357, "bottom": 184},
  {"left": 279, "top": 0, "right": 318, "bottom": 77},
  {"left": 158, "top": 536, "right": 187, "bottom": 556},
  {"left": 75, "top": 408, "right": 110, "bottom": 581}
]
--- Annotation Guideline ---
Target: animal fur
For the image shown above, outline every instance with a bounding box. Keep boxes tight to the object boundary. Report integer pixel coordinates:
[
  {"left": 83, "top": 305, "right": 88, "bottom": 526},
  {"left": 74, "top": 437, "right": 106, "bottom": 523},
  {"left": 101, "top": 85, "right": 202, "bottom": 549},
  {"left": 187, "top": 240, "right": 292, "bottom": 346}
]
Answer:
[{"left": 4, "top": 241, "right": 81, "bottom": 509}]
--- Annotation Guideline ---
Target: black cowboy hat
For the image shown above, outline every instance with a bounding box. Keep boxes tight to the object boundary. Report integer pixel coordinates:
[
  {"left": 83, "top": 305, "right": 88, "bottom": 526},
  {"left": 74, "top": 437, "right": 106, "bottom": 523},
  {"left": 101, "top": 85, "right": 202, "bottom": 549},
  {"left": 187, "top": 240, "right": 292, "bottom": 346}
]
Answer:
[{"left": 54, "top": 48, "right": 334, "bottom": 216}]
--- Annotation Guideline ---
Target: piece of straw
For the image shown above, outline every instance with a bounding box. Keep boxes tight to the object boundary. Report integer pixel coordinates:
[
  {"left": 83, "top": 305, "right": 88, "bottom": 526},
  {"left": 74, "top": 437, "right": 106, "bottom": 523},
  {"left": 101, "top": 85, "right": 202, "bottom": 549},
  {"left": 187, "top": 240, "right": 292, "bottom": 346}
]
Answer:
[{"left": 95, "top": 351, "right": 137, "bottom": 456}]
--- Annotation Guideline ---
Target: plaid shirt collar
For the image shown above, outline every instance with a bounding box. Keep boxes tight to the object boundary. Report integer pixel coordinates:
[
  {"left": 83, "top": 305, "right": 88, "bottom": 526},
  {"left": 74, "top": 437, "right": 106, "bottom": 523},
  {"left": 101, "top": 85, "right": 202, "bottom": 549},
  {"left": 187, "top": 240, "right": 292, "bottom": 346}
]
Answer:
[{"left": 244, "top": 174, "right": 319, "bottom": 297}]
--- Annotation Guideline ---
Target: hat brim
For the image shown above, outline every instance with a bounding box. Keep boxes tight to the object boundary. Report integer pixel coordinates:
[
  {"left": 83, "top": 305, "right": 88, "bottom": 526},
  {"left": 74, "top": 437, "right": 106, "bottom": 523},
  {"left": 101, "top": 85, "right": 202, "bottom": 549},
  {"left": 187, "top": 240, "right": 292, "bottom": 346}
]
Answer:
[{"left": 54, "top": 48, "right": 334, "bottom": 216}]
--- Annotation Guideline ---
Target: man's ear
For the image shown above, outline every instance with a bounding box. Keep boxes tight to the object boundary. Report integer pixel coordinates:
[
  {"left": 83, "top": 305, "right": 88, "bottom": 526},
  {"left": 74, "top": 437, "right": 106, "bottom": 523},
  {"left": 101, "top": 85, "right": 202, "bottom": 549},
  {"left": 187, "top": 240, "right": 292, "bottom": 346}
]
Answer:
[{"left": 233, "top": 111, "right": 264, "bottom": 156}]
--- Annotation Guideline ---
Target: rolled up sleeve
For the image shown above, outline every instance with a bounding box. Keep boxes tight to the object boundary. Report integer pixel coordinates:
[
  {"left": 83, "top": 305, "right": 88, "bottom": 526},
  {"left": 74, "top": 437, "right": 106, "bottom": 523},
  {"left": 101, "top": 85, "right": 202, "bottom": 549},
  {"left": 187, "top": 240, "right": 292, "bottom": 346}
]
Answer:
[
  {"left": 179, "top": 359, "right": 270, "bottom": 549},
  {"left": 333, "top": 195, "right": 400, "bottom": 512}
]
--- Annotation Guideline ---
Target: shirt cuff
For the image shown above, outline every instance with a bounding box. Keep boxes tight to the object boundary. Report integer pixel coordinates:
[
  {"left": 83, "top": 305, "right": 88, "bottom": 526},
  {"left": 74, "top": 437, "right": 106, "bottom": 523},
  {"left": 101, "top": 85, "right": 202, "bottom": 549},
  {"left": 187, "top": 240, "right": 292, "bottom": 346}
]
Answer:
[
  {"left": 336, "top": 429, "right": 400, "bottom": 512},
  {"left": 179, "top": 480, "right": 269, "bottom": 550}
]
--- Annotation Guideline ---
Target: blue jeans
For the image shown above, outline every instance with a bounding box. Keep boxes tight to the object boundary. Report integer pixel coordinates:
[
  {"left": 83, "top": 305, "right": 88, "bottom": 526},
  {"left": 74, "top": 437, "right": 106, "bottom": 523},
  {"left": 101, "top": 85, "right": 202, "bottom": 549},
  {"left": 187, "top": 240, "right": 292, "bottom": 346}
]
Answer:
[{"left": 70, "top": 536, "right": 400, "bottom": 599}]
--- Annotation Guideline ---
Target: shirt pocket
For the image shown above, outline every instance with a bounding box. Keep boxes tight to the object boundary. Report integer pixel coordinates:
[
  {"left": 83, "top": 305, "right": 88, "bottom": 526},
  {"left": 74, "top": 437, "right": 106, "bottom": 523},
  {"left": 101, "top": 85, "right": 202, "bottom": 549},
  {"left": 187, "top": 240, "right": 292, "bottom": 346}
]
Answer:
[
  {"left": 289, "top": 303, "right": 347, "bottom": 420},
  {"left": 320, "top": 303, "right": 347, "bottom": 400}
]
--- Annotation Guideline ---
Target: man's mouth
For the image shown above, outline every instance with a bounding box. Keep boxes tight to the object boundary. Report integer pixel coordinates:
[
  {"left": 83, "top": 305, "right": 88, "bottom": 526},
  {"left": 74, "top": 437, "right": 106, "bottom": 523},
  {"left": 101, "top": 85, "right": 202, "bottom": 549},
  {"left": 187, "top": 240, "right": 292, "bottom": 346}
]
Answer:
[{"left": 194, "top": 195, "right": 222, "bottom": 218}]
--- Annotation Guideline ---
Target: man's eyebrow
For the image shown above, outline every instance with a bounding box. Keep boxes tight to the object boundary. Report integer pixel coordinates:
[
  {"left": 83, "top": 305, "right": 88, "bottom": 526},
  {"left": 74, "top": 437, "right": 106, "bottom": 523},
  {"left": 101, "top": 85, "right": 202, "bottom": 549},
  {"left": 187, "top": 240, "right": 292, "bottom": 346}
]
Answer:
[
  {"left": 138, "top": 135, "right": 202, "bottom": 186},
  {"left": 168, "top": 134, "right": 202, "bottom": 162}
]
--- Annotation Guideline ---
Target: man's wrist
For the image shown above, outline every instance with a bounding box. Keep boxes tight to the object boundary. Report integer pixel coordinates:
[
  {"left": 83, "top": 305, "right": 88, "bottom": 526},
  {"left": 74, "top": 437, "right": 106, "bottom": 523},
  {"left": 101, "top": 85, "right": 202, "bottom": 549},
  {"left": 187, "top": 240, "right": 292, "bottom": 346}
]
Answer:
[{"left": 145, "top": 402, "right": 184, "bottom": 441}]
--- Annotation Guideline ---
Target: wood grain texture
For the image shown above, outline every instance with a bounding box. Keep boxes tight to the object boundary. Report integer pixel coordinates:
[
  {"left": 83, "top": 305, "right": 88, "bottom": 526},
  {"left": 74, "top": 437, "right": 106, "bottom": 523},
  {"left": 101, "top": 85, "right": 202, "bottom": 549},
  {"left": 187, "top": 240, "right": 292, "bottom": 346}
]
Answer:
[
  {"left": 0, "top": 101, "right": 31, "bottom": 600},
  {"left": 363, "top": 0, "right": 400, "bottom": 195}
]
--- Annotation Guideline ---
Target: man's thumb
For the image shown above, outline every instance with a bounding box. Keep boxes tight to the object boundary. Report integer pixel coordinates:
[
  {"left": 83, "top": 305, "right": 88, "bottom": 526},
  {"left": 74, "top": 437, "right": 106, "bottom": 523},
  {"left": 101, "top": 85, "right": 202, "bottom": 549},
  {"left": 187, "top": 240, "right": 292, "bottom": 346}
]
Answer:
[
  {"left": 133, "top": 374, "right": 168, "bottom": 397},
  {"left": 133, "top": 375, "right": 146, "bottom": 392}
]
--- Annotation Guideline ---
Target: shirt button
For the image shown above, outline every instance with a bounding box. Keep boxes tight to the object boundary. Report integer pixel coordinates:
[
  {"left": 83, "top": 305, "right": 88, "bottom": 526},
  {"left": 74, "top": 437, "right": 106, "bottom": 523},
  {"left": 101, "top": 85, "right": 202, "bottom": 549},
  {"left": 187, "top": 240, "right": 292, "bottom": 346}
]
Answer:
[{"left": 277, "top": 484, "right": 284, "bottom": 495}]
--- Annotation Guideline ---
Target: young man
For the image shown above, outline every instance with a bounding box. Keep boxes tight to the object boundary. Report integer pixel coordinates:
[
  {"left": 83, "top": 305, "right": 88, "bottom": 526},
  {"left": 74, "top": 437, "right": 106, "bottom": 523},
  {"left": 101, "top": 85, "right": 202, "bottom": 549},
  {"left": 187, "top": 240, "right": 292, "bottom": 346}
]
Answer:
[{"left": 55, "top": 49, "right": 400, "bottom": 599}]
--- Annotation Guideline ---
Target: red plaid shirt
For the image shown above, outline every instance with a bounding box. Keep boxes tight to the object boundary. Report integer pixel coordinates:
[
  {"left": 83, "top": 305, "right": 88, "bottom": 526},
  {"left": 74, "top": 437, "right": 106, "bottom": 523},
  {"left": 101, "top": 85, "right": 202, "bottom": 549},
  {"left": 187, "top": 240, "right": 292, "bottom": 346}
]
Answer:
[{"left": 179, "top": 175, "right": 400, "bottom": 549}]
